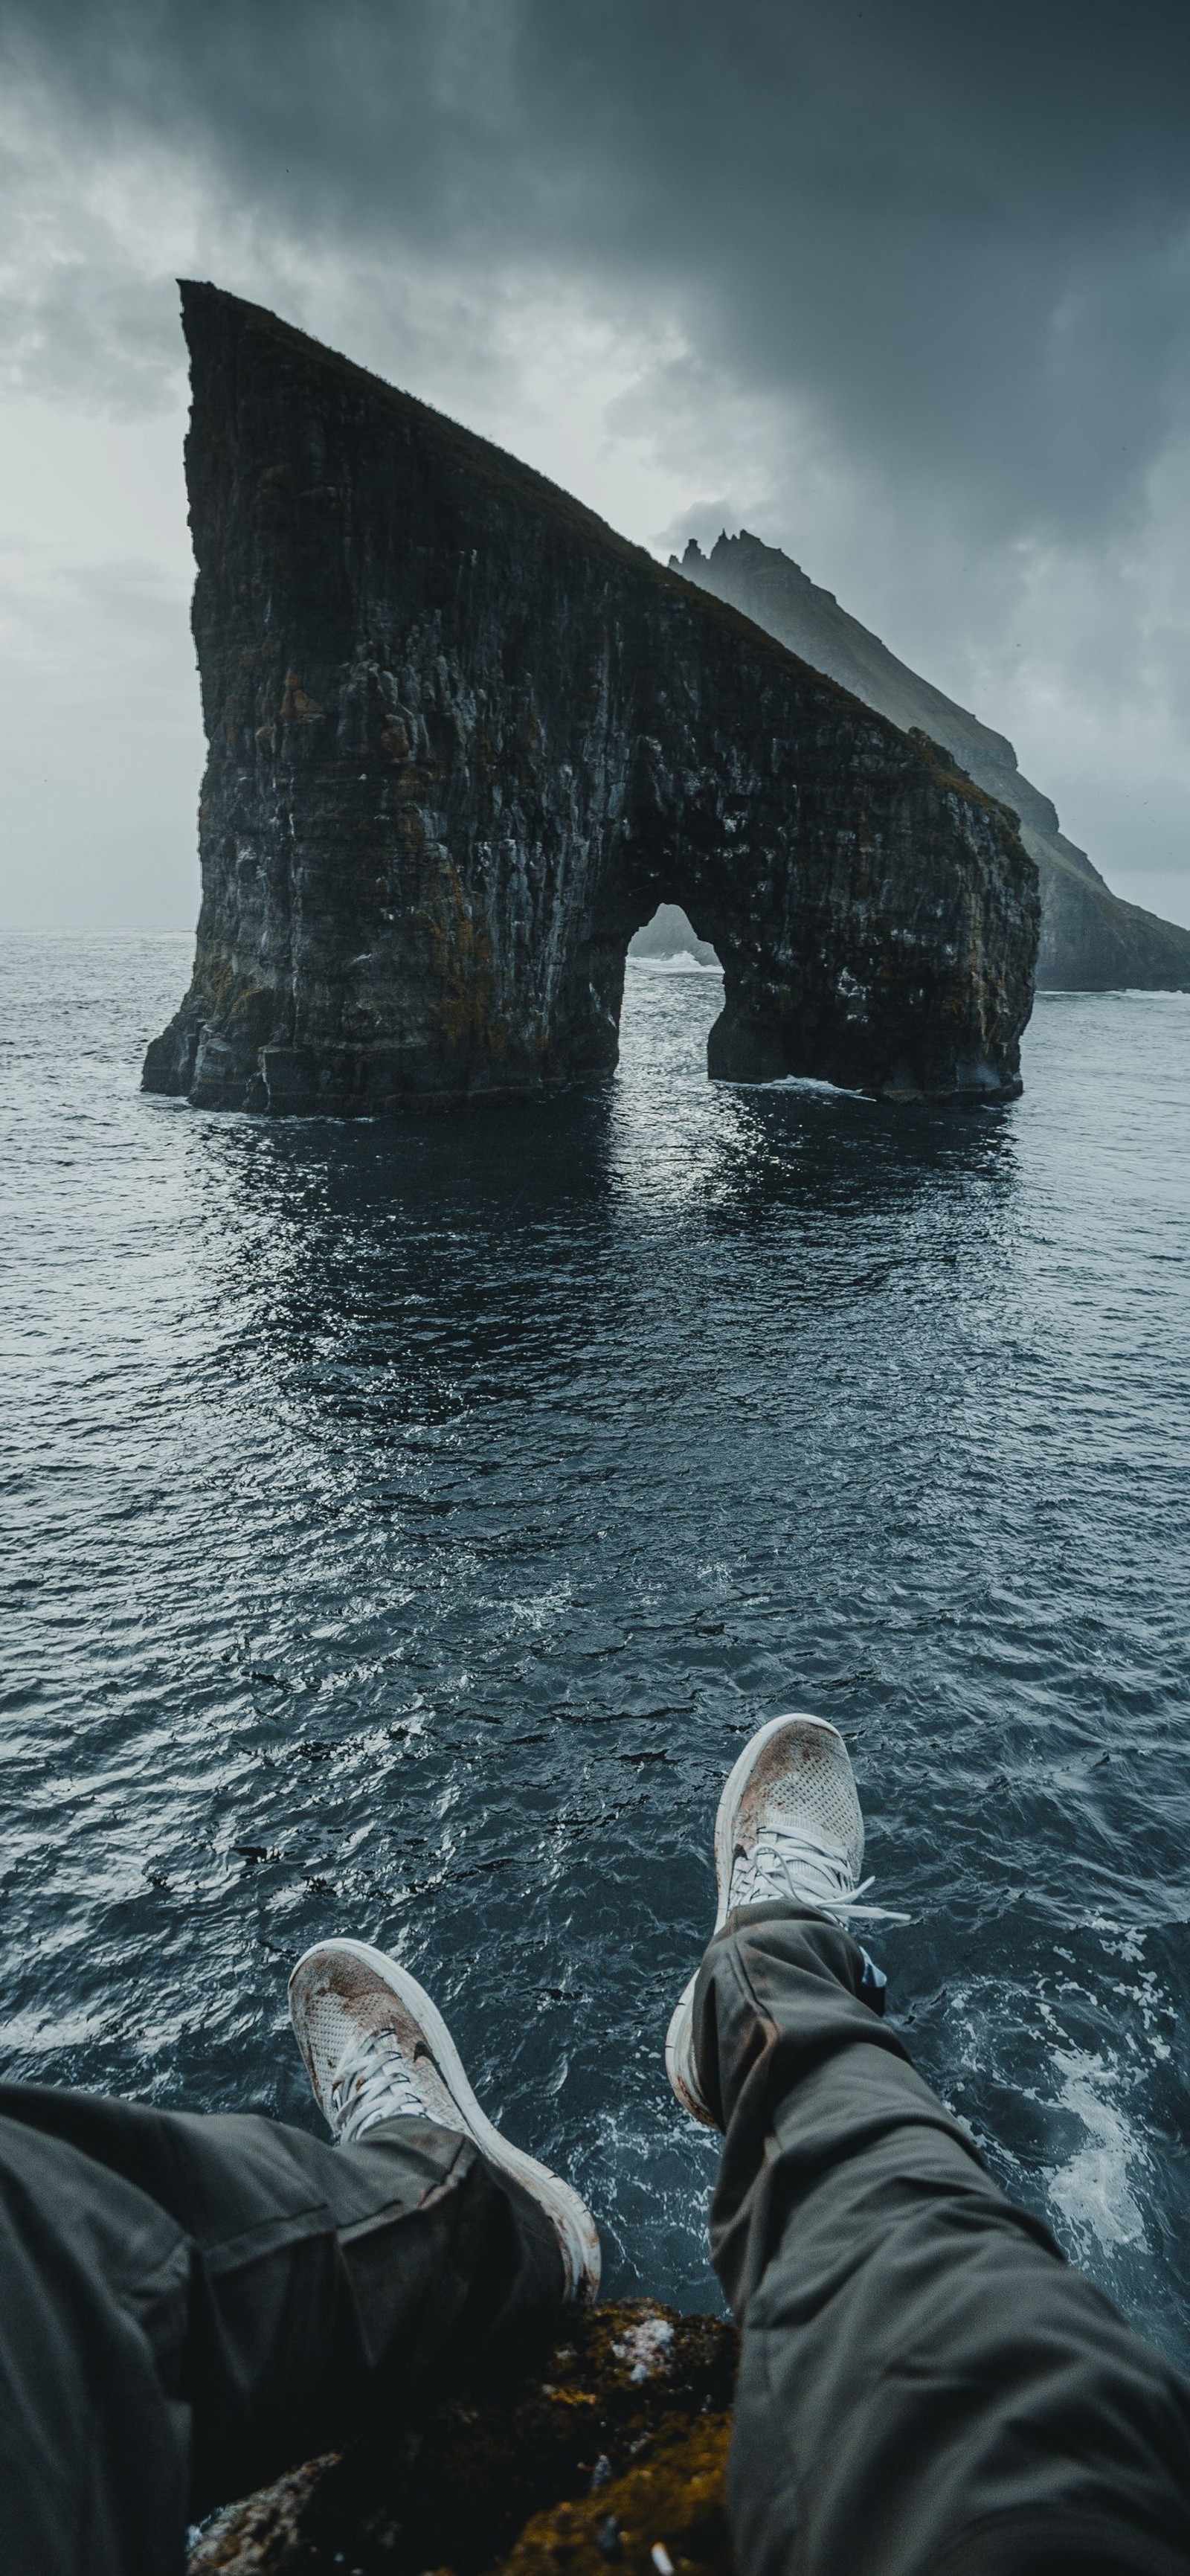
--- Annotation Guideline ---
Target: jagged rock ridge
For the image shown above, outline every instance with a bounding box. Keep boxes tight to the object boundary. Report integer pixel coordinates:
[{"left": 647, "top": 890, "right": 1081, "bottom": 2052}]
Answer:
[
  {"left": 144, "top": 284, "right": 1038, "bottom": 1112},
  {"left": 673, "top": 531, "right": 1190, "bottom": 993}
]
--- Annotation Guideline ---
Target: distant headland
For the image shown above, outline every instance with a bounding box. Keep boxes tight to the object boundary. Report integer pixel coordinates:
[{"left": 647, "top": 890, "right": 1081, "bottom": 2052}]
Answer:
[{"left": 673, "top": 532, "right": 1190, "bottom": 995}]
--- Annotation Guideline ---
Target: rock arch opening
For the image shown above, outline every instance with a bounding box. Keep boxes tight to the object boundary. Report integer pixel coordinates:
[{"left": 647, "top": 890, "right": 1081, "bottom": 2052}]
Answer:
[{"left": 620, "top": 904, "right": 724, "bottom": 1085}]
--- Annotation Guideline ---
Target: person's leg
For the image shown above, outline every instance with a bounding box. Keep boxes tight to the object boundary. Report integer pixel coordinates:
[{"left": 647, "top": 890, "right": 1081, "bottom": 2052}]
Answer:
[
  {"left": 0, "top": 2086, "right": 561, "bottom": 2536},
  {"left": 0, "top": 1937, "right": 596, "bottom": 2572},
  {"left": 669, "top": 1716, "right": 1190, "bottom": 2576}
]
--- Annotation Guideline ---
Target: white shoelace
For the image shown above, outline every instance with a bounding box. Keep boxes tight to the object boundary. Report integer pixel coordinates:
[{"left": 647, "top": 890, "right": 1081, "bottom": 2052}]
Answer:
[
  {"left": 730, "top": 1827, "right": 910, "bottom": 1922},
  {"left": 328, "top": 2031, "right": 433, "bottom": 2144}
]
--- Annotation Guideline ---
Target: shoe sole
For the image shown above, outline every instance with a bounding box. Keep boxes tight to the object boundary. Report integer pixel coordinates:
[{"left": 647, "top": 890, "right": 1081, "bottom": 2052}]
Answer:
[
  {"left": 289, "top": 1936, "right": 601, "bottom": 2304},
  {"left": 664, "top": 1713, "right": 850, "bottom": 2126}
]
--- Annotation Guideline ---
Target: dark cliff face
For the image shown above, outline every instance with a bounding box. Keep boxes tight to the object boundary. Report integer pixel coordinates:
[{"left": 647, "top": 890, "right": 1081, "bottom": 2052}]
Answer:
[
  {"left": 144, "top": 285, "right": 1039, "bottom": 1113},
  {"left": 675, "top": 530, "right": 1190, "bottom": 996}
]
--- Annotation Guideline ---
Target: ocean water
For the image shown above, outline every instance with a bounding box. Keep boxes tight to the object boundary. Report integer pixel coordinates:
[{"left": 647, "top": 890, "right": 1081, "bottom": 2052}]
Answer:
[{"left": 3, "top": 934, "right": 1190, "bottom": 2359}]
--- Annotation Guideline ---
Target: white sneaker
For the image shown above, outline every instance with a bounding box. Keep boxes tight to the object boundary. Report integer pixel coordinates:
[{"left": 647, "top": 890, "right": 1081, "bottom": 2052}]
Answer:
[
  {"left": 665, "top": 1713, "right": 907, "bottom": 2125},
  {"left": 289, "top": 1936, "right": 600, "bottom": 2304}
]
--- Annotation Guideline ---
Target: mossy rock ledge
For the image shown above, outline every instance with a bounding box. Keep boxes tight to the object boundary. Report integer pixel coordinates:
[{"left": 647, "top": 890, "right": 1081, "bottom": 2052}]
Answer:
[{"left": 190, "top": 2301, "right": 739, "bottom": 2576}]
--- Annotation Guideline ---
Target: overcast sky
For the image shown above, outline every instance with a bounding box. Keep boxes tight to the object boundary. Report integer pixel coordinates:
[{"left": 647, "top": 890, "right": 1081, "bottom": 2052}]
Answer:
[{"left": 1, "top": 0, "right": 1189, "bottom": 932}]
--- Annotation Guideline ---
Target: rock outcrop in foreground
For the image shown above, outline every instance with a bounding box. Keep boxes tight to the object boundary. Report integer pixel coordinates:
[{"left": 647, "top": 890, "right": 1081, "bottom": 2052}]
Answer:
[
  {"left": 189, "top": 2300, "right": 737, "bottom": 2576},
  {"left": 146, "top": 283, "right": 1038, "bottom": 1111},
  {"left": 674, "top": 532, "right": 1190, "bottom": 994}
]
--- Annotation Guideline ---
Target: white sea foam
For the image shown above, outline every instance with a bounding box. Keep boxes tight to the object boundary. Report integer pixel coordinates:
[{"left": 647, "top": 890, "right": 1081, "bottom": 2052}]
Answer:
[
  {"left": 715, "top": 1071, "right": 869, "bottom": 1099},
  {"left": 1046, "top": 2047, "right": 1147, "bottom": 2253}
]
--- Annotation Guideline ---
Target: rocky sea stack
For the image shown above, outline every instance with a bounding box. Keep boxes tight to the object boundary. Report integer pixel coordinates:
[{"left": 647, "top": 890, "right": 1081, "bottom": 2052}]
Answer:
[{"left": 145, "top": 284, "right": 1038, "bottom": 1113}]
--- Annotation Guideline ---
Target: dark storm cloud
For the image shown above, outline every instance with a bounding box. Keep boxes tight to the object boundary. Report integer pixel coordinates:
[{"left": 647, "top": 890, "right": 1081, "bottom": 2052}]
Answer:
[{"left": 4, "top": 0, "right": 1190, "bottom": 545}]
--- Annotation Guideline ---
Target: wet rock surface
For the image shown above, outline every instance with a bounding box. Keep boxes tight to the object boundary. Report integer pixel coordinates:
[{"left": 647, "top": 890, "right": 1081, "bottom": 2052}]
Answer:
[
  {"left": 146, "top": 283, "right": 1038, "bottom": 1113},
  {"left": 188, "top": 2301, "right": 737, "bottom": 2575},
  {"left": 676, "top": 529, "right": 1190, "bottom": 995}
]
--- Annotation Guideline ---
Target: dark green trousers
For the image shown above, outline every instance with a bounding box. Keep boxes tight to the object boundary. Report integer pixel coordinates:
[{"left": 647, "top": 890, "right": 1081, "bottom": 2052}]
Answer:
[
  {"left": 4, "top": 1913, "right": 1190, "bottom": 2573},
  {"left": 0, "top": 2083, "right": 562, "bottom": 2572},
  {"left": 696, "top": 1905, "right": 1190, "bottom": 2576}
]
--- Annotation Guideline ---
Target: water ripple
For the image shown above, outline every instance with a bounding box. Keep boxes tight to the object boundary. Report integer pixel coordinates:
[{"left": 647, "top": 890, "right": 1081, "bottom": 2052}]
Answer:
[{"left": 1, "top": 938, "right": 1189, "bottom": 2351}]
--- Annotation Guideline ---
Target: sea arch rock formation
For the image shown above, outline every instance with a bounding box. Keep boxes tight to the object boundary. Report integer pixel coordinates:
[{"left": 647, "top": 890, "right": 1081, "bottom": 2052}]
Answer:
[{"left": 144, "top": 285, "right": 1039, "bottom": 1113}]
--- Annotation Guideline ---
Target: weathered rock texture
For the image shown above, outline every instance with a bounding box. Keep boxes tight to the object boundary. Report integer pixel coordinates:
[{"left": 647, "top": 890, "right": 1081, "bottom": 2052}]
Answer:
[
  {"left": 187, "top": 2299, "right": 737, "bottom": 2575},
  {"left": 675, "top": 531, "right": 1190, "bottom": 994},
  {"left": 145, "top": 284, "right": 1038, "bottom": 1111}
]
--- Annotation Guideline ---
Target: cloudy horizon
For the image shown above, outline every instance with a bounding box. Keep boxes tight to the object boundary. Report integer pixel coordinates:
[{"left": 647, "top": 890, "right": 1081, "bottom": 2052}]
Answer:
[{"left": 2, "top": 0, "right": 1189, "bottom": 934}]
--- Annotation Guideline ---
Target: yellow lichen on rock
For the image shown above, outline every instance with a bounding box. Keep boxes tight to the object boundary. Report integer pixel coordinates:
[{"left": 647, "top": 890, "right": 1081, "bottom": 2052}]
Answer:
[
  {"left": 426, "top": 861, "right": 504, "bottom": 1052},
  {"left": 187, "top": 2301, "right": 738, "bottom": 2576},
  {"left": 498, "top": 2415, "right": 733, "bottom": 2575}
]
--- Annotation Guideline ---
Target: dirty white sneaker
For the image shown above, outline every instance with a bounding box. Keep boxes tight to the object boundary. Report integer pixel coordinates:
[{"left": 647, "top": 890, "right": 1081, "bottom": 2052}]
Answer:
[
  {"left": 664, "top": 1713, "right": 907, "bottom": 2126},
  {"left": 289, "top": 1936, "right": 600, "bottom": 2303}
]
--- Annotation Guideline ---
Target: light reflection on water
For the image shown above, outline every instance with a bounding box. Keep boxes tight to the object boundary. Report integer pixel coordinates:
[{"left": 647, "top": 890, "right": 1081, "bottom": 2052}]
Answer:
[{"left": 2, "top": 937, "right": 1189, "bottom": 2353}]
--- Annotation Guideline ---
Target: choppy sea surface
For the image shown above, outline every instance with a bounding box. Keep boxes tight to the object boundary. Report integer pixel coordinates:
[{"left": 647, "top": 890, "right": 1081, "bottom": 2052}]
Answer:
[{"left": 3, "top": 934, "right": 1190, "bottom": 2357}]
